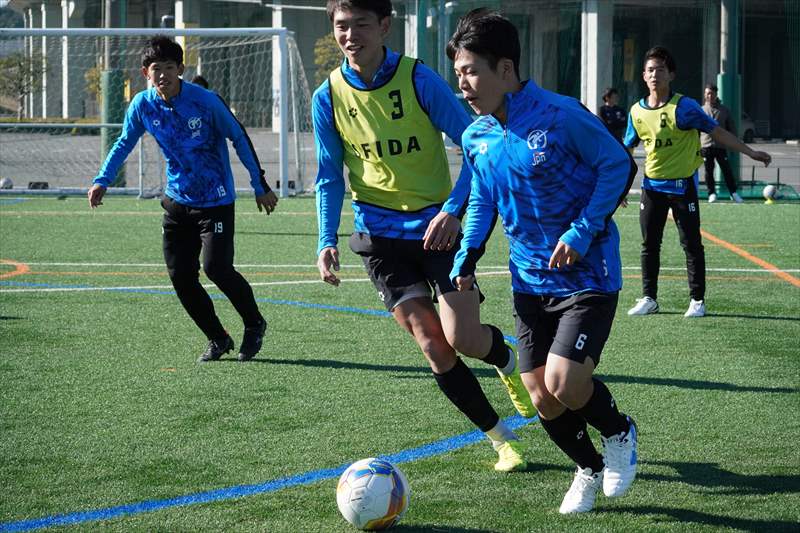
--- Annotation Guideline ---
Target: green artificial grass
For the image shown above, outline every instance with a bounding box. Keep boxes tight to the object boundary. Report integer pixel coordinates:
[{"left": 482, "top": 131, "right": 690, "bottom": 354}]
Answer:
[{"left": 0, "top": 196, "right": 798, "bottom": 532}]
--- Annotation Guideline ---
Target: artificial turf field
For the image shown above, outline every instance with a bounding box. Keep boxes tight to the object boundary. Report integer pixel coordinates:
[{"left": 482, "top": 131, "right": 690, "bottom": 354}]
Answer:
[{"left": 1, "top": 195, "right": 798, "bottom": 532}]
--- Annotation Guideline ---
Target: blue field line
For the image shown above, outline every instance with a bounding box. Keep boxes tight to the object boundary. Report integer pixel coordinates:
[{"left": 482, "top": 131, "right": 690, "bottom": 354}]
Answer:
[
  {"left": 0, "top": 198, "right": 28, "bottom": 205},
  {"left": 0, "top": 415, "right": 537, "bottom": 532},
  {"left": 0, "top": 280, "right": 92, "bottom": 289},
  {"left": 0, "top": 280, "right": 393, "bottom": 317}
]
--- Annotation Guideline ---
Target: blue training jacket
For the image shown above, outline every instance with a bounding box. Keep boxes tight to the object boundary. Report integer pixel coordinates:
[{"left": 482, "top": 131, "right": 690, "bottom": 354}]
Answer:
[
  {"left": 94, "top": 80, "right": 268, "bottom": 207},
  {"left": 312, "top": 47, "right": 473, "bottom": 255},
  {"left": 450, "top": 81, "right": 634, "bottom": 297}
]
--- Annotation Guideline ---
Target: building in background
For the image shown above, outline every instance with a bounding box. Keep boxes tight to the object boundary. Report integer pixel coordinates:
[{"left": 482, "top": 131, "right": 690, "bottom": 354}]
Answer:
[{"left": 2, "top": 0, "right": 798, "bottom": 139}]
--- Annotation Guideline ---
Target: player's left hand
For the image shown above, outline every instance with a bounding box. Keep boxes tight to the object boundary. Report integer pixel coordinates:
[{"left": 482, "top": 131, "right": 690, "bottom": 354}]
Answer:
[
  {"left": 549, "top": 241, "right": 582, "bottom": 269},
  {"left": 423, "top": 212, "right": 460, "bottom": 251},
  {"left": 619, "top": 195, "right": 629, "bottom": 208},
  {"left": 749, "top": 150, "right": 772, "bottom": 167},
  {"left": 255, "top": 190, "right": 278, "bottom": 215}
]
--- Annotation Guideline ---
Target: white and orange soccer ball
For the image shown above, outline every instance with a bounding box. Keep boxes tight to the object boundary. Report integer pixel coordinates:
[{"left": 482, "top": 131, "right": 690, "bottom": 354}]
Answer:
[{"left": 336, "top": 458, "right": 409, "bottom": 530}]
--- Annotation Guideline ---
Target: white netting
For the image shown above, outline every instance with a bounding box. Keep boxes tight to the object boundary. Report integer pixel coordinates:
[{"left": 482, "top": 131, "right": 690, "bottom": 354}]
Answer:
[{"left": 0, "top": 29, "right": 313, "bottom": 195}]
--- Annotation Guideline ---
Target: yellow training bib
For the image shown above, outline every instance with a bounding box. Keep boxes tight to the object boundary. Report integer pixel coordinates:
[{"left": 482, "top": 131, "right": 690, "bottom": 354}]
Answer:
[
  {"left": 630, "top": 93, "right": 703, "bottom": 179},
  {"left": 329, "top": 56, "right": 451, "bottom": 211}
]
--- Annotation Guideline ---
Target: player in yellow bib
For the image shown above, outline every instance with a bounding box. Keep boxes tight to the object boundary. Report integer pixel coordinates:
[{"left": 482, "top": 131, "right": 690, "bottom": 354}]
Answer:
[
  {"left": 313, "top": 0, "right": 536, "bottom": 472},
  {"left": 623, "top": 46, "right": 771, "bottom": 318}
]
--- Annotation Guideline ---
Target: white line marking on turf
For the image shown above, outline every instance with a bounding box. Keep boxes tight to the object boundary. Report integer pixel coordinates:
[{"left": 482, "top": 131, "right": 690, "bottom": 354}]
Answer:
[
  {"left": 11, "top": 262, "right": 800, "bottom": 273},
  {"left": 0, "top": 279, "right": 374, "bottom": 293}
]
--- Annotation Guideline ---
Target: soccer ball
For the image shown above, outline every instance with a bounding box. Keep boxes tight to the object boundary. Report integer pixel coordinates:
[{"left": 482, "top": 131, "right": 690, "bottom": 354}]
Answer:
[
  {"left": 336, "top": 458, "right": 410, "bottom": 530},
  {"left": 0, "top": 177, "right": 12, "bottom": 189},
  {"left": 763, "top": 184, "right": 780, "bottom": 202}
]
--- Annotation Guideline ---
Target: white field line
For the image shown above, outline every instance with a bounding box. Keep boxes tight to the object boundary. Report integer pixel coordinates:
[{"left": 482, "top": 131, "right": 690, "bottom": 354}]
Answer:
[
  {"left": 2, "top": 265, "right": 798, "bottom": 294},
  {"left": 0, "top": 278, "right": 374, "bottom": 293},
  {"left": 12, "top": 262, "right": 800, "bottom": 273}
]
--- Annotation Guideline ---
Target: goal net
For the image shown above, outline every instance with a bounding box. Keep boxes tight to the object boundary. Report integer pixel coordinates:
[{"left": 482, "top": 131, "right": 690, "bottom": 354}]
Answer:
[{"left": 0, "top": 28, "right": 313, "bottom": 197}]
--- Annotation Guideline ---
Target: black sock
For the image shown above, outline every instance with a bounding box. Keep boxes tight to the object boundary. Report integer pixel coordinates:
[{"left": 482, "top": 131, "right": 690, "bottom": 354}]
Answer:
[
  {"left": 539, "top": 410, "right": 604, "bottom": 473},
  {"left": 481, "top": 325, "right": 511, "bottom": 368},
  {"left": 575, "top": 378, "right": 629, "bottom": 438},
  {"left": 433, "top": 357, "right": 499, "bottom": 432}
]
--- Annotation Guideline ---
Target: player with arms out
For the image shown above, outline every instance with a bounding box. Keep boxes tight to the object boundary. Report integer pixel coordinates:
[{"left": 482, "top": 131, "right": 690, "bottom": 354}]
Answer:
[
  {"left": 448, "top": 9, "right": 639, "bottom": 513},
  {"left": 314, "top": 0, "right": 536, "bottom": 472},
  {"left": 624, "top": 46, "right": 771, "bottom": 318},
  {"left": 88, "top": 35, "right": 278, "bottom": 362}
]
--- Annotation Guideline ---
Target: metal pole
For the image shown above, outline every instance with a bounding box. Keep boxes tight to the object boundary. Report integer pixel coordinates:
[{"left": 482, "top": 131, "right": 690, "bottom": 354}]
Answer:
[
  {"left": 61, "top": 0, "right": 69, "bottom": 119},
  {"left": 417, "top": 0, "right": 428, "bottom": 65},
  {"left": 288, "top": 38, "right": 301, "bottom": 193},
  {"left": 719, "top": 0, "right": 741, "bottom": 182},
  {"left": 41, "top": 1, "right": 47, "bottom": 118},
  {"left": 138, "top": 138, "right": 144, "bottom": 198},
  {"left": 278, "top": 30, "right": 289, "bottom": 198},
  {"left": 103, "top": 0, "right": 111, "bottom": 68}
]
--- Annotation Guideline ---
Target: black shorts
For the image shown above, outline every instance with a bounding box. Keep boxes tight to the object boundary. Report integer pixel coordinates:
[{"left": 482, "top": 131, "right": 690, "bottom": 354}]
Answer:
[
  {"left": 161, "top": 196, "right": 236, "bottom": 276},
  {"left": 513, "top": 291, "right": 618, "bottom": 372},
  {"left": 349, "top": 232, "right": 478, "bottom": 311}
]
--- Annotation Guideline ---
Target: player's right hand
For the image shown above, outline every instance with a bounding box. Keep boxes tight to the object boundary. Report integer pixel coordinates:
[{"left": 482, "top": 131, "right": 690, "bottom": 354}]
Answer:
[
  {"left": 317, "top": 246, "right": 341, "bottom": 287},
  {"left": 88, "top": 184, "right": 106, "bottom": 208},
  {"left": 454, "top": 275, "right": 475, "bottom": 291},
  {"left": 750, "top": 150, "right": 772, "bottom": 167}
]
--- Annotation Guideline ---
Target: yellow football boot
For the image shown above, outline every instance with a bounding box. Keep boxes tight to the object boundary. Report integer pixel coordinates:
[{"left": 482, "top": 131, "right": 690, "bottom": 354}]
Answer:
[
  {"left": 497, "top": 344, "right": 537, "bottom": 418},
  {"left": 493, "top": 440, "right": 529, "bottom": 472}
]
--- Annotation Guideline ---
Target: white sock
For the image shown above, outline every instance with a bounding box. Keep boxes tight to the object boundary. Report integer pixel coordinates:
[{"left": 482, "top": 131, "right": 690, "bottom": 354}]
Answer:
[
  {"left": 485, "top": 420, "right": 518, "bottom": 448},
  {"left": 497, "top": 346, "right": 516, "bottom": 376}
]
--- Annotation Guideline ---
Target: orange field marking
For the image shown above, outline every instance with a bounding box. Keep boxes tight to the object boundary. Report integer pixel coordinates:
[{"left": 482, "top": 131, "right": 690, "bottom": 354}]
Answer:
[
  {"left": 701, "top": 229, "right": 800, "bottom": 288},
  {"left": 0, "top": 259, "right": 30, "bottom": 279}
]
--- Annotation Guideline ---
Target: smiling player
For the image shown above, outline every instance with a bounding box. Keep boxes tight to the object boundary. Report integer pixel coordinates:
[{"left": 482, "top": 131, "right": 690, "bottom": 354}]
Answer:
[{"left": 89, "top": 35, "right": 277, "bottom": 363}]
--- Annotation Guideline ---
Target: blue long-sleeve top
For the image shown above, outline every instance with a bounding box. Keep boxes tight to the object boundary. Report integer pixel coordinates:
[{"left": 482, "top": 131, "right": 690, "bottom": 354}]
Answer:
[
  {"left": 623, "top": 94, "right": 717, "bottom": 195},
  {"left": 312, "top": 47, "right": 473, "bottom": 255},
  {"left": 94, "top": 80, "right": 268, "bottom": 207},
  {"left": 451, "top": 81, "right": 634, "bottom": 296}
]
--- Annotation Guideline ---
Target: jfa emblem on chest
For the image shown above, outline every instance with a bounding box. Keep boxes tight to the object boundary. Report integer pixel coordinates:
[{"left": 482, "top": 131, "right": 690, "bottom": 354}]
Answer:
[
  {"left": 527, "top": 129, "right": 548, "bottom": 167},
  {"left": 188, "top": 117, "right": 202, "bottom": 138}
]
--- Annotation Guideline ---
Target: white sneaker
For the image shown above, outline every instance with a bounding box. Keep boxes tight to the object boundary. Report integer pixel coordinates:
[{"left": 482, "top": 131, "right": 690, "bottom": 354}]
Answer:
[
  {"left": 627, "top": 297, "right": 658, "bottom": 316},
  {"left": 731, "top": 192, "right": 744, "bottom": 203},
  {"left": 708, "top": 193, "right": 717, "bottom": 203},
  {"left": 559, "top": 467, "right": 603, "bottom": 514},
  {"left": 602, "top": 417, "right": 638, "bottom": 497},
  {"left": 684, "top": 299, "right": 706, "bottom": 317}
]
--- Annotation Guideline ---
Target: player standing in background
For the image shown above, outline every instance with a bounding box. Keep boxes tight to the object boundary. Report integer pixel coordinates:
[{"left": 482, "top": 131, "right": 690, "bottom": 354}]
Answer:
[
  {"left": 314, "top": 0, "right": 536, "bottom": 472},
  {"left": 624, "top": 46, "right": 771, "bottom": 318},
  {"left": 700, "top": 83, "right": 743, "bottom": 204},
  {"left": 447, "top": 8, "right": 639, "bottom": 513},
  {"left": 597, "top": 87, "right": 627, "bottom": 144},
  {"left": 88, "top": 35, "right": 277, "bottom": 362}
]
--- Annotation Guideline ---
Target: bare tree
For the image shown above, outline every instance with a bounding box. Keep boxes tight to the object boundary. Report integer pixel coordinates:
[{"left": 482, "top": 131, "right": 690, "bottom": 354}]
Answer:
[{"left": 0, "top": 52, "right": 45, "bottom": 120}]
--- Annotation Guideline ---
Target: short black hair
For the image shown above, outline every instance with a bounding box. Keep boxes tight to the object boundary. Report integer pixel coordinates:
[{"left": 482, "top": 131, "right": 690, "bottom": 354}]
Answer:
[
  {"left": 602, "top": 87, "right": 618, "bottom": 102},
  {"left": 142, "top": 35, "right": 183, "bottom": 67},
  {"left": 326, "top": 0, "right": 392, "bottom": 22},
  {"left": 191, "top": 75, "right": 209, "bottom": 89},
  {"left": 643, "top": 46, "right": 676, "bottom": 73},
  {"left": 704, "top": 83, "right": 718, "bottom": 92},
  {"left": 446, "top": 8, "right": 520, "bottom": 79}
]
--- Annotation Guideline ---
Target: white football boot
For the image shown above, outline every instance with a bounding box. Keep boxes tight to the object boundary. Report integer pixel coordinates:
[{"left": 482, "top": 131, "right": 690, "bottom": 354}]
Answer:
[
  {"left": 684, "top": 299, "right": 706, "bottom": 318},
  {"left": 627, "top": 297, "right": 658, "bottom": 316},
  {"left": 602, "top": 416, "right": 638, "bottom": 497},
  {"left": 559, "top": 467, "right": 604, "bottom": 514}
]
